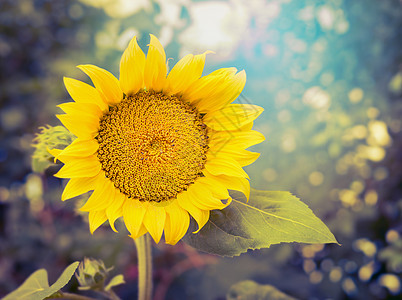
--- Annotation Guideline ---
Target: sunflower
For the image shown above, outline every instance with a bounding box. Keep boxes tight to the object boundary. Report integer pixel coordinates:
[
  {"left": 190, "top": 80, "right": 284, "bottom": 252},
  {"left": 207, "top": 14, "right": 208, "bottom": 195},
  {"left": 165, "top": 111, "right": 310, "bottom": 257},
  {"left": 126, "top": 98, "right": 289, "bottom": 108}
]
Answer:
[{"left": 50, "top": 34, "right": 264, "bottom": 245}]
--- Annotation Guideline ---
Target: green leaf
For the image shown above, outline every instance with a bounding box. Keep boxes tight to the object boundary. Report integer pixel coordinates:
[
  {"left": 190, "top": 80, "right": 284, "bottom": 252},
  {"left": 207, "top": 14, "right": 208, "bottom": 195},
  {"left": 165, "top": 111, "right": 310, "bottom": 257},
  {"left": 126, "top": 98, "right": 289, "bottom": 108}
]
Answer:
[
  {"left": 183, "top": 189, "right": 338, "bottom": 257},
  {"left": 227, "top": 280, "right": 297, "bottom": 300},
  {"left": 105, "top": 274, "right": 125, "bottom": 291},
  {"left": 2, "top": 262, "right": 79, "bottom": 300},
  {"left": 2, "top": 269, "right": 49, "bottom": 300},
  {"left": 38, "top": 262, "right": 80, "bottom": 299}
]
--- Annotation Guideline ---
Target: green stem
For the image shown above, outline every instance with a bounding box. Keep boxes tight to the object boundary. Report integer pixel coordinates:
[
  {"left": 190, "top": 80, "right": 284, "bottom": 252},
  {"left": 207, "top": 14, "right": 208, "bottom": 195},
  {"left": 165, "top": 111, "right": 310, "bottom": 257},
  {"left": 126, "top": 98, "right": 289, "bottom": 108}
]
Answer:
[
  {"left": 56, "top": 291, "right": 96, "bottom": 300},
  {"left": 107, "top": 289, "right": 121, "bottom": 300},
  {"left": 134, "top": 233, "right": 153, "bottom": 300}
]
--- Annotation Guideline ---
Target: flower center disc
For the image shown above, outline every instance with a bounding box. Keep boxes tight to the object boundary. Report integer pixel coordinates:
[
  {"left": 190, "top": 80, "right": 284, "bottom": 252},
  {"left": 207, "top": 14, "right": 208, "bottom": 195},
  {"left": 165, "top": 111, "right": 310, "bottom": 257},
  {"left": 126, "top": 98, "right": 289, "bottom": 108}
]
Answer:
[{"left": 96, "top": 91, "right": 208, "bottom": 202}]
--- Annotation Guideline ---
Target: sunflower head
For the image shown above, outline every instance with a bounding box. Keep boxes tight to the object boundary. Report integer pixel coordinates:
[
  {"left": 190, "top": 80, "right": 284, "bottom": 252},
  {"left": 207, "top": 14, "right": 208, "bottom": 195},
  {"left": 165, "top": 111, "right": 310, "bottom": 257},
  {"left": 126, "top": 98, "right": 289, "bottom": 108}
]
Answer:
[{"left": 50, "top": 34, "right": 264, "bottom": 245}]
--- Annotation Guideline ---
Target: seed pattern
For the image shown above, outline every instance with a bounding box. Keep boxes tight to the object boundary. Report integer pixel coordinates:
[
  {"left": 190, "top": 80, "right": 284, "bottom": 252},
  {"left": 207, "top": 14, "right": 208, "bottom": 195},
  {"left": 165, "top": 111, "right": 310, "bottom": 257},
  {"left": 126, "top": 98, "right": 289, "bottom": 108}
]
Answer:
[{"left": 96, "top": 90, "right": 208, "bottom": 202}]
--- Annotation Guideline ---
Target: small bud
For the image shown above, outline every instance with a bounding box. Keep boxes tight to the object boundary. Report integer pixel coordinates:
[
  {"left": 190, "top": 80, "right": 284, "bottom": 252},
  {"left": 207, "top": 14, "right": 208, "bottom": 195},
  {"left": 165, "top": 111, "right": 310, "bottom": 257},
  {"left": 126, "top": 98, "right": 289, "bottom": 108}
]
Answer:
[
  {"left": 31, "top": 125, "right": 75, "bottom": 172},
  {"left": 75, "top": 258, "right": 113, "bottom": 291}
]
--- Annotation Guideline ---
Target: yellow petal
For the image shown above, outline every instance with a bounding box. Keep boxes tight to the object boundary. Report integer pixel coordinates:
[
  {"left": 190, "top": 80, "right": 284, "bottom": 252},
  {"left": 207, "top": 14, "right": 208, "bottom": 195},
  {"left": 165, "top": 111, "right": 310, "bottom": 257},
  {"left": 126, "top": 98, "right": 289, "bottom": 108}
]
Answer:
[
  {"left": 80, "top": 176, "right": 115, "bottom": 212},
  {"left": 203, "top": 104, "right": 264, "bottom": 131},
  {"left": 54, "top": 156, "right": 101, "bottom": 178},
  {"left": 130, "top": 224, "right": 148, "bottom": 240},
  {"left": 143, "top": 205, "right": 166, "bottom": 244},
  {"left": 197, "top": 70, "right": 246, "bottom": 113},
  {"left": 204, "top": 156, "right": 249, "bottom": 179},
  {"left": 210, "top": 149, "right": 260, "bottom": 167},
  {"left": 203, "top": 170, "right": 250, "bottom": 201},
  {"left": 77, "top": 64, "right": 123, "bottom": 105},
  {"left": 232, "top": 150, "right": 260, "bottom": 167},
  {"left": 238, "top": 121, "right": 254, "bottom": 131},
  {"left": 177, "top": 191, "right": 209, "bottom": 233},
  {"left": 58, "top": 102, "right": 103, "bottom": 119},
  {"left": 197, "top": 176, "right": 230, "bottom": 199},
  {"left": 208, "top": 130, "right": 265, "bottom": 153},
  {"left": 119, "top": 36, "right": 146, "bottom": 95},
  {"left": 48, "top": 148, "right": 63, "bottom": 163},
  {"left": 88, "top": 210, "right": 107, "bottom": 234},
  {"left": 166, "top": 51, "right": 212, "bottom": 95},
  {"left": 57, "top": 114, "right": 99, "bottom": 140},
  {"left": 183, "top": 68, "right": 235, "bottom": 104},
  {"left": 184, "top": 69, "right": 246, "bottom": 113},
  {"left": 208, "top": 67, "right": 238, "bottom": 77},
  {"left": 63, "top": 77, "right": 108, "bottom": 111},
  {"left": 208, "top": 120, "right": 254, "bottom": 134},
  {"left": 187, "top": 182, "right": 228, "bottom": 210},
  {"left": 164, "top": 201, "right": 190, "bottom": 245},
  {"left": 62, "top": 175, "right": 99, "bottom": 201},
  {"left": 58, "top": 138, "right": 99, "bottom": 159},
  {"left": 106, "top": 190, "right": 125, "bottom": 232},
  {"left": 144, "top": 34, "right": 167, "bottom": 92},
  {"left": 123, "top": 199, "right": 148, "bottom": 237}
]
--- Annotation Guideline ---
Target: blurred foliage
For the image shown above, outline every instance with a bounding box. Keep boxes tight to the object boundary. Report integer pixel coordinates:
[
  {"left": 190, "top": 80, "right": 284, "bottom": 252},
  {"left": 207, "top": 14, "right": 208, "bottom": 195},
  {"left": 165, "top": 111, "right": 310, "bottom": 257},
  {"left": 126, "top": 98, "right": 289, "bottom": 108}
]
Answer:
[
  {"left": 379, "top": 239, "right": 402, "bottom": 273},
  {"left": 2, "top": 261, "right": 79, "bottom": 300},
  {"left": 0, "top": 0, "right": 401, "bottom": 299},
  {"left": 227, "top": 280, "right": 297, "bottom": 300},
  {"left": 31, "top": 125, "right": 75, "bottom": 173}
]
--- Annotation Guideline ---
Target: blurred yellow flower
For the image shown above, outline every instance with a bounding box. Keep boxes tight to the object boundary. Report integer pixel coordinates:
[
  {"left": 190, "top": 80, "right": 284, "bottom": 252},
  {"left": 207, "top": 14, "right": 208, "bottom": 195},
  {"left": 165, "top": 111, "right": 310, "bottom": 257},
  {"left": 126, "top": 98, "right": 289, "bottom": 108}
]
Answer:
[{"left": 50, "top": 34, "right": 264, "bottom": 244}]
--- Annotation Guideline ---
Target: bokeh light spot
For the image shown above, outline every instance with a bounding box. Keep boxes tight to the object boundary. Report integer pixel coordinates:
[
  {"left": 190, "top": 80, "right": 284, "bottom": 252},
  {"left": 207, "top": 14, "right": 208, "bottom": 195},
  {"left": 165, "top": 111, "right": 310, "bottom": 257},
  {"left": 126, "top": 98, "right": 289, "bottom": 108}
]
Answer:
[
  {"left": 330, "top": 267, "right": 343, "bottom": 283},
  {"left": 364, "top": 190, "right": 378, "bottom": 206},
  {"left": 359, "top": 261, "right": 375, "bottom": 282},
  {"left": 68, "top": 4, "right": 84, "bottom": 20},
  {"left": 357, "top": 145, "right": 385, "bottom": 162},
  {"left": 367, "top": 121, "right": 391, "bottom": 147},
  {"left": 0, "top": 107, "right": 25, "bottom": 131},
  {"left": 348, "top": 88, "right": 364, "bottom": 103},
  {"left": 354, "top": 238, "right": 377, "bottom": 257},
  {"left": 350, "top": 180, "right": 364, "bottom": 194},
  {"left": 378, "top": 274, "right": 401, "bottom": 295},
  {"left": 342, "top": 277, "right": 357, "bottom": 295},
  {"left": 309, "top": 270, "right": 323, "bottom": 284},
  {"left": 373, "top": 167, "right": 389, "bottom": 181},
  {"left": 317, "top": 6, "right": 335, "bottom": 30},
  {"left": 281, "top": 134, "right": 296, "bottom": 153},
  {"left": 320, "top": 72, "right": 335, "bottom": 86},
  {"left": 309, "top": 171, "right": 324, "bottom": 186},
  {"left": 0, "top": 186, "right": 10, "bottom": 202},
  {"left": 351, "top": 125, "right": 367, "bottom": 139},
  {"left": 303, "top": 86, "right": 331, "bottom": 110},
  {"left": 262, "top": 168, "right": 277, "bottom": 183},
  {"left": 367, "top": 107, "right": 380, "bottom": 119},
  {"left": 385, "top": 230, "right": 399, "bottom": 243},
  {"left": 303, "top": 259, "right": 316, "bottom": 273},
  {"left": 388, "top": 71, "right": 402, "bottom": 94},
  {"left": 339, "top": 189, "right": 358, "bottom": 207}
]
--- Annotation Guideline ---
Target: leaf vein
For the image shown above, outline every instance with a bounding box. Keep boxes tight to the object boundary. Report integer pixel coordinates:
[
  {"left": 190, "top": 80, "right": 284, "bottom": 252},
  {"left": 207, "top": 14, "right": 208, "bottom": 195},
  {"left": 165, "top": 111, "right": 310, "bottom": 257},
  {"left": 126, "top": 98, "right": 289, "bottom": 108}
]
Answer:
[
  {"left": 234, "top": 199, "right": 333, "bottom": 240},
  {"left": 234, "top": 205, "right": 264, "bottom": 235}
]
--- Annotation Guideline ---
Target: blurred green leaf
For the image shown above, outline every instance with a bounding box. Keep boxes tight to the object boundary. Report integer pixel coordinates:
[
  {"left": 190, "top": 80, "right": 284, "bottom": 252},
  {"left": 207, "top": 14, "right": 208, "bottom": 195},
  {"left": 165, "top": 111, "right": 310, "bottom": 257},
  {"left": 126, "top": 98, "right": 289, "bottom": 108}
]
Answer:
[
  {"left": 2, "top": 269, "right": 49, "bottom": 300},
  {"left": 183, "top": 190, "right": 338, "bottom": 257},
  {"left": 31, "top": 125, "right": 75, "bottom": 173},
  {"left": 378, "top": 239, "right": 402, "bottom": 272},
  {"left": 388, "top": 71, "right": 402, "bottom": 95},
  {"left": 227, "top": 280, "right": 297, "bottom": 300},
  {"left": 2, "top": 262, "right": 79, "bottom": 300},
  {"left": 31, "top": 157, "right": 52, "bottom": 174},
  {"left": 105, "top": 275, "right": 125, "bottom": 291}
]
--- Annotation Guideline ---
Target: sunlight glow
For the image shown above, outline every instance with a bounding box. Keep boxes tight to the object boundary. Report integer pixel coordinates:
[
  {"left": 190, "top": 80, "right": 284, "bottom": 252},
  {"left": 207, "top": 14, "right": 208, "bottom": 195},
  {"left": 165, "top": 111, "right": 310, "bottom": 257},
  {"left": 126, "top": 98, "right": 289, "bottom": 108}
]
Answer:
[{"left": 179, "top": 1, "right": 248, "bottom": 55}]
